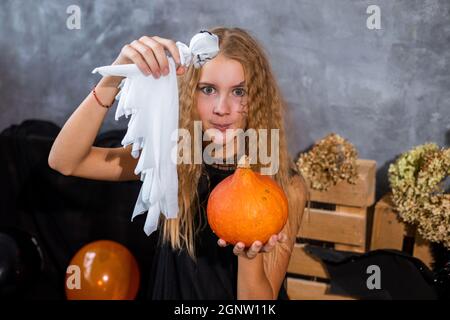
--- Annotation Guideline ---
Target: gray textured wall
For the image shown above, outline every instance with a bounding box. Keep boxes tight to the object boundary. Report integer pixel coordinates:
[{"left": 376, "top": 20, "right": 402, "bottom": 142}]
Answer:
[{"left": 1, "top": 0, "right": 449, "bottom": 198}]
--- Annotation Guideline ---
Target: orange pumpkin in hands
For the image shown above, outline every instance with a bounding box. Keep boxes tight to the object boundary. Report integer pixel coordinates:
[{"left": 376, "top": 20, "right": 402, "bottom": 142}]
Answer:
[{"left": 207, "top": 156, "right": 289, "bottom": 247}]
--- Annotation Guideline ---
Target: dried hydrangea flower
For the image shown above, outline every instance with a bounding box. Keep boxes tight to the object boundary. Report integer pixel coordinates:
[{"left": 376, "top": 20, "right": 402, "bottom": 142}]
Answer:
[
  {"left": 388, "top": 143, "right": 450, "bottom": 247},
  {"left": 296, "top": 133, "right": 358, "bottom": 191}
]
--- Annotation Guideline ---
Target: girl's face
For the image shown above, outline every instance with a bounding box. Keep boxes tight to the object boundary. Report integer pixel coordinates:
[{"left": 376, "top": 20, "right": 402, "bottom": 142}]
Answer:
[{"left": 196, "top": 54, "right": 248, "bottom": 145}]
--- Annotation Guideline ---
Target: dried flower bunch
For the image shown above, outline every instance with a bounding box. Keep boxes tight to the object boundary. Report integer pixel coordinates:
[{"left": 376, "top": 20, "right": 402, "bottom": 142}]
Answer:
[
  {"left": 388, "top": 143, "right": 450, "bottom": 247},
  {"left": 296, "top": 133, "right": 359, "bottom": 191}
]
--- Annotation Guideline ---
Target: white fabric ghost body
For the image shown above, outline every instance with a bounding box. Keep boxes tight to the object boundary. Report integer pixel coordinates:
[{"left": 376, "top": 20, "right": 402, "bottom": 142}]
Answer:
[{"left": 91, "top": 31, "right": 219, "bottom": 236}]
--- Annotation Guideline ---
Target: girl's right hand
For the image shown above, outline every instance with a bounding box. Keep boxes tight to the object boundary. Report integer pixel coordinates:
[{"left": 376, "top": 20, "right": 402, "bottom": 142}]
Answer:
[{"left": 112, "top": 35, "right": 186, "bottom": 78}]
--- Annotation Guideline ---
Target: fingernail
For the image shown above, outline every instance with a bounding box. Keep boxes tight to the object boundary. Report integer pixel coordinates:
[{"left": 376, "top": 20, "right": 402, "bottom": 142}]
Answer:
[
  {"left": 163, "top": 67, "right": 169, "bottom": 75},
  {"left": 155, "top": 72, "right": 161, "bottom": 78}
]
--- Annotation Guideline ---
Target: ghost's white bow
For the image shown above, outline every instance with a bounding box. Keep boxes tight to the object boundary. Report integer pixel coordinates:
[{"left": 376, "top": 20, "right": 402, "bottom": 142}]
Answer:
[
  {"left": 176, "top": 30, "right": 220, "bottom": 68},
  {"left": 91, "top": 30, "right": 219, "bottom": 236}
]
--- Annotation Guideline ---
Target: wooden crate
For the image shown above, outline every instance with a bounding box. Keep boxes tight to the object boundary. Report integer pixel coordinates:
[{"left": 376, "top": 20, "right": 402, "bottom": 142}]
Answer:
[
  {"left": 286, "top": 278, "right": 355, "bottom": 300},
  {"left": 287, "top": 159, "right": 376, "bottom": 300},
  {"left": 306, "top": 159, "right": 376, "bottom": 208},
  {"left": 370, "top": 193, "right": 433, "bottom": 268}
]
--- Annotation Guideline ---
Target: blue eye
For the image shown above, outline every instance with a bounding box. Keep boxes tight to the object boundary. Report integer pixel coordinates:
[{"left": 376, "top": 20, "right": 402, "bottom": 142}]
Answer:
[
  {"left": 199, "top": 86, "right": 215, "bottom": 95},
  {"left": 233, "top": 88, "right": 246, "bottom": 97}
]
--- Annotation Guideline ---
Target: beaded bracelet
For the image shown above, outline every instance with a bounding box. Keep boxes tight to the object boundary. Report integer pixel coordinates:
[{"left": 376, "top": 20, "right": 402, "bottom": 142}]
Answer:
[{"left": 92, "top": 86, "right": 112, "bottom": 109}]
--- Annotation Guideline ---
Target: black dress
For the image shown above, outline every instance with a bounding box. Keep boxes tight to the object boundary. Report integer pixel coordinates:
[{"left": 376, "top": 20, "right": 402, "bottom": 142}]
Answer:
[{"left": 147, "top": 163, "right": 289, "bottom": 300}]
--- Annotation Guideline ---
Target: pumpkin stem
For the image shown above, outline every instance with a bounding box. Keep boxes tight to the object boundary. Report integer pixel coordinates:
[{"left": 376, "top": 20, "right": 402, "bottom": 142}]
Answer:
[{"left": 237, "top": 155, "right": 251, "bottom": 169}]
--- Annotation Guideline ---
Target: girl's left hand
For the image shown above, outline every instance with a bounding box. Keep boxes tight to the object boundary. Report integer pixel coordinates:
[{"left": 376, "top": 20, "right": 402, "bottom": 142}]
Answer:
[{"left": 217, "top": 232, "right": 288, "bottom": 259}]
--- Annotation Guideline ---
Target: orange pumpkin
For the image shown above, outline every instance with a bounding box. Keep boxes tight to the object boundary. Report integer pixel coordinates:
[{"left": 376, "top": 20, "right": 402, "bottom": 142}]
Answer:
[{"left": 207, "top": 156, "right": 289, "bottom": 247}]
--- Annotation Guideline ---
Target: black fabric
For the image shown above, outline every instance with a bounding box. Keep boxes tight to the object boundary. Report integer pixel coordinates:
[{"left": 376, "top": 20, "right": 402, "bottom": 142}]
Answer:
[
  {"left": 305, "top": 245, "right": 439, "bottom": 299},
  {"left": 0, "top": 119, "right": 155, "bottom": 299},
  {"left": 0, "top": 119, "right": 289, "bottom": 300},
  {"left": 430, "top": 242, "right": 450, "bottom": 299},
  {"left": 149, "top": 163, "right": 289, "bottom": 300},
  {"left": 148, "top": 164, "right": 237, "bottom": 299}
]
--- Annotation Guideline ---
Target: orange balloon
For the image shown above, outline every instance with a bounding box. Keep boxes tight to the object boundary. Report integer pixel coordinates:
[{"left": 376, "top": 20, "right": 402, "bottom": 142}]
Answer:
[{"left": 65, "top": 240, "right": 140, "bottom": 300}]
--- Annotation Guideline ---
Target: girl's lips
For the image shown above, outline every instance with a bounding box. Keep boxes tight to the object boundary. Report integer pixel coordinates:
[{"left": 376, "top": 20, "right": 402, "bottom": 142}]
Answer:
[{"left": 211, "top": 123, "right": 232, "bottom": 132}]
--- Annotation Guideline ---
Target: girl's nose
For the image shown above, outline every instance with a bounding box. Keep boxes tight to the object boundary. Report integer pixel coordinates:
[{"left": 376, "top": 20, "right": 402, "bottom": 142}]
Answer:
[{"left": 212, "top": 95, "right": 231, "bottom": 116}]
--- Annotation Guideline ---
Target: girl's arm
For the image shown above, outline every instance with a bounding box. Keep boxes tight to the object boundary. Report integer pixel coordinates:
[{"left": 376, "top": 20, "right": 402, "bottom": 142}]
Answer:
[
  {"left": 238, "top": 254, "right": 274, "bottom": 299},
  {"left": 235, "top": 174, "right": 307, "bottom": 299},
  {"left": 48, "top": 75, "right": 122, "bottom": 175},
  {"left": 48, "top": 35, "right": 184, "bottom": 179}
]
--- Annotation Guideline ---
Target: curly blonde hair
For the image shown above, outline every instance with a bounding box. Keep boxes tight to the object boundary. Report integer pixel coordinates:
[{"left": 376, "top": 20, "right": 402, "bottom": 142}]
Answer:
[{"left": 160, "top": 27, "right": 306, "bottom": 262}]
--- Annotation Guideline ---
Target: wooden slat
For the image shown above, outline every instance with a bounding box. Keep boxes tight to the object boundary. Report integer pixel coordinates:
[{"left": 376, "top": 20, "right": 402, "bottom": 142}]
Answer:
[
  {"left": 334, "top": 243, "right": 366, "bottom": 253},
  {"left": 288, "top": 243, "right": 329, "bottom": 278},
  {"left": 286, "top": 278, "right": 355, "bottom": 300},
  {"left": 370, "top": 193, "right": 407, "bottom": 251},
  {"left": 370, "top": 193, "right": 433, "bottom": 268},
  {"left": 299, "top": 206, "right": 367, "bottom": 246},
  {"left": 334, "top": 205, "right": 367, "bottom": 252},
  {"left": 306, "top": 159, "right": 376, "bottom": 207}
]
